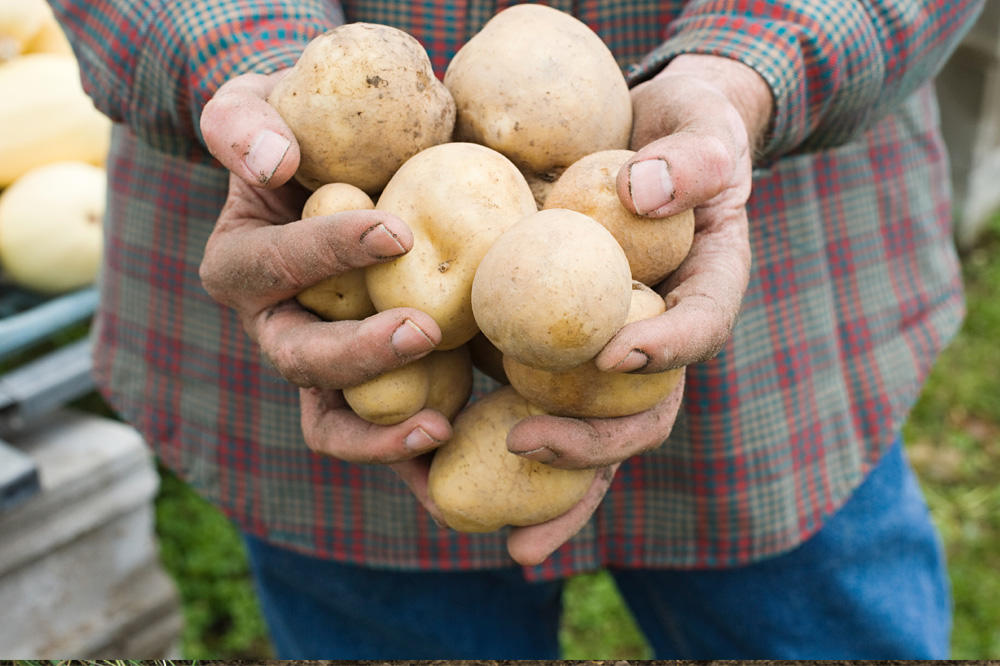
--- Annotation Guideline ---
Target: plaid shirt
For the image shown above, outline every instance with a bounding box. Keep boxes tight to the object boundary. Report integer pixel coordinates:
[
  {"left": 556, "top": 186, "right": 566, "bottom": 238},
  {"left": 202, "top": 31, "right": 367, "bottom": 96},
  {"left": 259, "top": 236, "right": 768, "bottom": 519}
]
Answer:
[{"left": 51, "top": 0, "right": 979, "bottom": 578}]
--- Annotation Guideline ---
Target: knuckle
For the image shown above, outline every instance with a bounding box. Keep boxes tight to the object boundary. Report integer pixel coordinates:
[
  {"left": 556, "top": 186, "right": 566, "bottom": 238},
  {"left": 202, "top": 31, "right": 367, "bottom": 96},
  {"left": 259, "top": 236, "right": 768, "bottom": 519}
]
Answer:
[
  {"left": 260, "top": 237, "right": 311, "bottom": 292},
  {"left": 264, "top": 336, "right": 313, "bottom": 387}
]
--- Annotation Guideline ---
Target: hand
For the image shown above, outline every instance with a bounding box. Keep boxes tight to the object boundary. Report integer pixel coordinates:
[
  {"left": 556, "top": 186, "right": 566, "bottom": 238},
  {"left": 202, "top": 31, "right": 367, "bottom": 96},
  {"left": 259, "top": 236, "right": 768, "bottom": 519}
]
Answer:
[
  {"left": 197, "top": 71, "right": 453, "bottom": 470},
  {"left": 601, "top": 53, "right": 772, "bottom": 373},
  {"left": 492, "top": 54, "right": 773, "bottom": 566}
]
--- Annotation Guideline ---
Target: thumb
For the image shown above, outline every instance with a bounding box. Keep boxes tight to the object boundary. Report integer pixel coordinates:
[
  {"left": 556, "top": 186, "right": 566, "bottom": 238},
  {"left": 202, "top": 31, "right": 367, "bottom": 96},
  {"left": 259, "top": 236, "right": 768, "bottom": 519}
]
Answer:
[
  {"left": 616, "top": 132, "right": 734, "bottom": 218},
  {"left": 200, "top": 71, "right": 301, "bottom": 188}
]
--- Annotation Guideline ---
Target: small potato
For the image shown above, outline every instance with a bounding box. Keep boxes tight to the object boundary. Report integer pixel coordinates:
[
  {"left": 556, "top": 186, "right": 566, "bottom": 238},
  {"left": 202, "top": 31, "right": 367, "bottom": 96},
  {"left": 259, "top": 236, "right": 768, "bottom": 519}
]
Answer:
[
  {"left": 268, "top": 23, "right": 456, "bottom": 193},
  {"left": 367, "top": 142, "right": 537, "bottom": 350},
  {"left": 428, "top": 386, "right": 596, "bottom": 533},
  {"left": 471, "top": 208, "right": 633, "bottom": 371},
  {"left": 545, "top": 150, "right": 695, "bottom": 286},
  {"left": 344, "top": 347, "right": 473, "bottom": 425},
  {"left": 295, "top": 183, "right": 377, "bottom": 321},
  {"left": 504, "top": 282, "right": 684, "bottom": 418}
]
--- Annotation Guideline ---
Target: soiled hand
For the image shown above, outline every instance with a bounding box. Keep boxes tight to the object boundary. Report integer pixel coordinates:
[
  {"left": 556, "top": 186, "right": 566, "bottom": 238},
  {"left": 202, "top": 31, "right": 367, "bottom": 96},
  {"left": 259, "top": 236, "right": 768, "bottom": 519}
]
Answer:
[
  {"left": 498, "top": 54, "right": 773, "bottom": 566},
  {"left": 198, "top": 72, "right": 453, "bottom": 466}
]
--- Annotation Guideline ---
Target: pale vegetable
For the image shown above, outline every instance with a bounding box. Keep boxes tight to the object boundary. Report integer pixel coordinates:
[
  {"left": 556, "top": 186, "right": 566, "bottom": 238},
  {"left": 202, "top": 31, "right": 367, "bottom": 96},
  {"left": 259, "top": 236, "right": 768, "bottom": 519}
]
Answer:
[
  {"left": 428, "top": 386, "right": 596, "bottom": 533},
  {"left": 367, "top": 142, "right": 537, "bottom": 350},
  {"left": 471, "top": 208, "right": 633, "bottom": 371},
  {"left": 444, "top": 4, "right": 631, "bottom": 182},
  {"left": 295, "top": 183, "right": 377, "bottom": 321},
  {"left": 268, "top": 23, "right": 456, "bottom": 194},
  {"left": 504, "top": 281, "right": 684, "bottom": 418},
  {"left": 0, "top": 53, "right": 111, "bottom": 187},
  {"left": 0, "top": 0, "right": 50, "bottom": 61},
  {"left": 344, "top": 347, "right": 473, "bottom": 425},
  {"left": 0, "top": 161, "right": 104, "bottom": 294},
  {"left": 544, "top": 150, "right": 695, "bottom": 286}
]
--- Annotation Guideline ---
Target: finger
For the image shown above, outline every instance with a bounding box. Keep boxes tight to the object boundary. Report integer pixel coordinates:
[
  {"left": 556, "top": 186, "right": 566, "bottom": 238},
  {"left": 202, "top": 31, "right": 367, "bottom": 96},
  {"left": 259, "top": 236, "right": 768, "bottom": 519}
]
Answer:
[
  {"left": 389, "top": 456, "right": 449, "bottom": 527},
  {"left": 506, "top": 374, "right": 684, "bottom": 469},
  {"left": 506, "top": 464, "right": 618, "bottom": 567},
  {"left": 258, "top": 304, "right": 442, "bottom": 388},
  {"left": 617, "top": 131, "right": 737, "bottom": 219},
  {"left": 200, "top": 181, "right": 413, "bottom": 311},
  {"left": 200, "top": 71, "right": 300, "bottom": 188},
  {"left": 300, "top": 388, "right": 452, "bottom": 463},
  {"left": 619, "top": 75, "right": 749, "bottom": 219},
  {"left": 596, "top": 203, "right": 750, "bottom": 373}
]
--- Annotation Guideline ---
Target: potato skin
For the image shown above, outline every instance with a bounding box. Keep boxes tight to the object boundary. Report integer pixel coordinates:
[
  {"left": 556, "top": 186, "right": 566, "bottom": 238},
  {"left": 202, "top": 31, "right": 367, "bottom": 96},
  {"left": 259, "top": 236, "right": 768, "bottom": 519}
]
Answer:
[
  {"left": 295, "top": 183, "right": 377, "bottom": 321},
  {"left": 343, "top": 347, "right": 472, "bottom": 425},
  {"left": 544, "top": 150, "right": 695, "bottom": 286},
  {"left": 268, "top": 23, "right": 456, "bottom": 194},
  {"left": 504, "top": 282, "right": 684, "bottom": 418},
  {"left": 428, "top": 386, "right": 596, "bottom": 533},
  {"left": 367, "top": 142, "right": 537, "bottom": 350},
  {"left": 471, "top": 208, "right": 633, "bottom": 371},
  {"left": 444, "top": 4, "right": 631, "bottom": 177}
]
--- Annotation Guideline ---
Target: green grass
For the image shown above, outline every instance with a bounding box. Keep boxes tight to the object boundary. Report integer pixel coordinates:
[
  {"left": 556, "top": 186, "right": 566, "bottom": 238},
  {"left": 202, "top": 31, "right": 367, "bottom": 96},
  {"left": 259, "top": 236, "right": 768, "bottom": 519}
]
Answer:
[
  {"left": 902, "top": 213, "right": 1000, "bottom": 658},
  {"left": 148, "top": 212, "right": 1000, "bottom": 659}
]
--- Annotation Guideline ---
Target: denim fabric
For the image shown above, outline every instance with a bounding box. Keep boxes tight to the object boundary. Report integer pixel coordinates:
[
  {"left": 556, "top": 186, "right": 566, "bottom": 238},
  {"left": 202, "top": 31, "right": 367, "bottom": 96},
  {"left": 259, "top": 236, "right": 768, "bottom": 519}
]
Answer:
[{"left": 242, "top": 440, "right": 951, "bottom": 659}]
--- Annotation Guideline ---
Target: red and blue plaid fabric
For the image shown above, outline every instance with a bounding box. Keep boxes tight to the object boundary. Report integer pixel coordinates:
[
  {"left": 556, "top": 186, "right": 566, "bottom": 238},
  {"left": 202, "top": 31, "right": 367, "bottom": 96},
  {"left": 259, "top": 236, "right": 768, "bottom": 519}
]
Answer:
[{"left": 50, "top": 0, "right": 980, "bottom": 578}]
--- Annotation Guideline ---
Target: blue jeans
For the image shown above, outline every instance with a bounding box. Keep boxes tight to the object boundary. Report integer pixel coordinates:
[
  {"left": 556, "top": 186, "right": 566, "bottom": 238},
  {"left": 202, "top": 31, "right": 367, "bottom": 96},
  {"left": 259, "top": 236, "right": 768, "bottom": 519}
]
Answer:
[{"left": 242, "top": 440, "right": 951, "bottom": 658}]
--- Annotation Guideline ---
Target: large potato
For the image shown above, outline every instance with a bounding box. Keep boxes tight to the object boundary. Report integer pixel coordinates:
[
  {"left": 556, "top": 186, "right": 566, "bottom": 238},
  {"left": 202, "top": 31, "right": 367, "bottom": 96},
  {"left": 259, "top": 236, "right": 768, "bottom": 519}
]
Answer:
[
  {"left": 471, "top": 208, "right": 633, "bottom": 371},
  {"left": 294, "top": 183, "right": 377, "bottom": 321},
  {"left": 444, "top": 4, "right": 631, "bottom": 181},
  {"left": 344, "top": 347, "right": 473, "bottom": 425},
  {"left": 428, "top": 386, "right": 596, "bottom": 533},
  {"left": 545, "top": 150, "right": 695, "bottom": 286},
  {"left": 504, "top": 282, "right": 684, "bottom": 418},
  {"left": 367, "top": 142, "right": 537, "bottom": 350},
  {"left": 268, "top": 23, "right": 456, "bottom": 194}
]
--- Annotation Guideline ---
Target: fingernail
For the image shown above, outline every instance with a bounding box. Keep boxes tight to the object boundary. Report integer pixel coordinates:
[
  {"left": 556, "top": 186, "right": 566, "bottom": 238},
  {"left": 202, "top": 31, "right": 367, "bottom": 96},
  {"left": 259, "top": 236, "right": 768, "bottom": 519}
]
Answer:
[
  {"left": 517, "top": 445, "right": 557, "bottom": 464},
  {"left": 391, "top": 319, "right": 435, "bottom": 356},
  {"left": 244, "top": 129, "right": 290, "bottom": 185},
  {"left": 360, "top": 223, "right": 407, "bottom": 258},
  {"left": 629, "top": 159, "right": 673, "bottom": 215},
  {"left": 613, "top": 349, "right": 650, "bottom": 373},
  {"left": 404, "top": 426, "right": 436, "bottom": 452}
]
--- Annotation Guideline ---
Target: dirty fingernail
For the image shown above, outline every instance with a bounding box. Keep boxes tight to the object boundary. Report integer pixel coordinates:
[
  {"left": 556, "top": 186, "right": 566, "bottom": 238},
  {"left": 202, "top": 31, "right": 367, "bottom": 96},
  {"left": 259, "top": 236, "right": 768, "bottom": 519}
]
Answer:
[
  {"left": 391, "top": 319, "right": 435, "bottom": 356},
  {"left": 404, "top": 426, "right": 436, "bottom": 452},
  {"left": 244, "top": 129, "right": 290, "bottom": 185},
  {"left": 517, "top": 445, "right": 557, "bottom": 464},
  {"left": 613, "top": 349, "right": 650, "bottom": 373},
  {"left": 629, "top": 159, "right": 673, "bottom": 215},
  {"left": 360, "top": 223, "right": 407, "bottom": 258}
]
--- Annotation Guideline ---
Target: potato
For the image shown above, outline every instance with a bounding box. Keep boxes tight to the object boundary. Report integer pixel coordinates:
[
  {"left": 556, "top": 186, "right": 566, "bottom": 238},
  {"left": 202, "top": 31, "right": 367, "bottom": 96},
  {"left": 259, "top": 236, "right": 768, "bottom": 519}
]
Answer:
[
  {"left": 294, "top": 183, "right": 377, "bottom": 321},
  {"left": 0, "top": 161, "right": 104, "bottom": 294},
  {"left": 428, "top": 386, "right": 596, "bottom": 532},
  {"left": 471, "top": 208, "right": 633, "bottom": 371},
  {"left": 268, "top": 23, "right": 456, "bottom": 194},
  {"left": 444, "top": 4, "right": 631, "bottom": 181},
  {"left": 544, "top": 150, "right": 695, "bottom": 286},
  {"left": 367, "top": 142, "right": 537, "bottom": 350},
  {"left": 504, "top": 282, "right": 684, "bottom": 418},
  {"left": 344, "top": 347, "right": 473, "bottom": 425}
]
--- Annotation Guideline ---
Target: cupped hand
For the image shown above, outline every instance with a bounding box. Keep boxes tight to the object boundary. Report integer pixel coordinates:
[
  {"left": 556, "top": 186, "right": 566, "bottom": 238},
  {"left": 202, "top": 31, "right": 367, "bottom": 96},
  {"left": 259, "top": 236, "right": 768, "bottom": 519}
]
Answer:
[
  {"left": 197, "top": 71, "right": 453, "bottom": 467},
  {"left": 493, "top": 54, "right": 773, "bottom": 566}
]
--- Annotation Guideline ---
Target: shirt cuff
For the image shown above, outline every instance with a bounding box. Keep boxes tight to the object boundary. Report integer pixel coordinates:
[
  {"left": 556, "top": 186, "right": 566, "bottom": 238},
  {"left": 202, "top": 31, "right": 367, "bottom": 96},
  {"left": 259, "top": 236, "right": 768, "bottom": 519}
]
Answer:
[
  {"left": 130, "top": 1, "right": 342, "bottom": 155},
  {"left": 626, "top": 16, "right": 810, "bottom": 165}
]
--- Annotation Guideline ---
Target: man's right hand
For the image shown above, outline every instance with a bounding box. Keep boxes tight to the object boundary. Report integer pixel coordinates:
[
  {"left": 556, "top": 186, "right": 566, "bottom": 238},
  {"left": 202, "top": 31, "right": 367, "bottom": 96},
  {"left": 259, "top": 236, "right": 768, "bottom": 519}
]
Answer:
[{"left": 197, "top": 71, "right": 453, "bottom": 467}]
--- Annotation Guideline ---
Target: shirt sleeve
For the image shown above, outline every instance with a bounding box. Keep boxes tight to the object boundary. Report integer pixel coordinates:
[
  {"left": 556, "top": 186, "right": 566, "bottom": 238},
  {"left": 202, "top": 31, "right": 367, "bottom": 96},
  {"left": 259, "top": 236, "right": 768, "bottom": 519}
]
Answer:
[
  {"left": 628, "top": 0, "right": 985, "bottom": 163},
  {"left": 46, "top": 0, "right": 344, "bottom": 154}
]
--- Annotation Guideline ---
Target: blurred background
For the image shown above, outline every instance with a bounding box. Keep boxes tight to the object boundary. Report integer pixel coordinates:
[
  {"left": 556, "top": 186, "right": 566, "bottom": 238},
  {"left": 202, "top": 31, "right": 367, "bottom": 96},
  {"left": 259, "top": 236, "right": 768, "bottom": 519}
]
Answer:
[{"left": 1, "top": 1, "right": 998, "bottom": 659}]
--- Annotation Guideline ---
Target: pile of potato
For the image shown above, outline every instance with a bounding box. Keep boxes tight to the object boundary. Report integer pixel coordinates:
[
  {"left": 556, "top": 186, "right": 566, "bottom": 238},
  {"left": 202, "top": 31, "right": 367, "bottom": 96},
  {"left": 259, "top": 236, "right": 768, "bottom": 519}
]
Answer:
[
  {"left": 0, "top": 0, "right": 110, "bottom": 295},
  {"left": 273, "top": 4, "right": 695, "bottom": 533}
]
